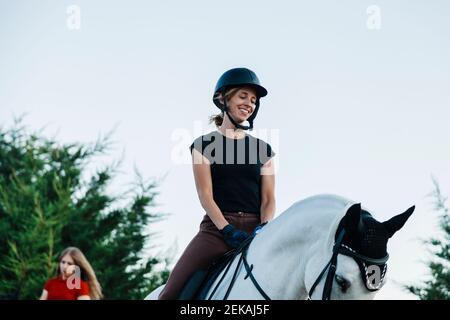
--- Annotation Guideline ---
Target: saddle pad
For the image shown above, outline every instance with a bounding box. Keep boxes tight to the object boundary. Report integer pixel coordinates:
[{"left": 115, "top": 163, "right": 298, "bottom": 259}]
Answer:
[{"left": 177, "top": 249, "right": 237, "bottom": 300}]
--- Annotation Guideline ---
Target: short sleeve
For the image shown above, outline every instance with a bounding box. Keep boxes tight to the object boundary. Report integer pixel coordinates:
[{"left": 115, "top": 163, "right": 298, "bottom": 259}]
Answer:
[
  {"left": 258, "top": 140, "right": 276, "bottom": 165},
  {"left": 43, "top": 279, "right": 52, "bottom": 292},
  {"left": 77, "top": 280, "right": 90, "bottom": 297},
  {"left": 266, "top": 143, "right": 276, "bottom": 158},
  {"left": 189, "top": 136, "right": 204, "bottom": 155},
  {"left": 189, "top": 142, "right": 196, "bottom": 154}
]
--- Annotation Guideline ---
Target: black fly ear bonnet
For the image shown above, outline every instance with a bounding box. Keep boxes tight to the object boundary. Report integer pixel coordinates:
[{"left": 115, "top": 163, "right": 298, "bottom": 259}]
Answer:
[
  {"left": 309, "top": 202, "right": 413, "bottom": 299},
  {"left": 336, "top": 210, "right": 390, "bottom": 291}
]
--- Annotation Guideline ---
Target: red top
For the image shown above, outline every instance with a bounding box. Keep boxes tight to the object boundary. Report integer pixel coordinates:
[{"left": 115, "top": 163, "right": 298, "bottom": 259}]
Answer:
[{"left": 44, "top": 276, "right": 90, "bottom": 300}]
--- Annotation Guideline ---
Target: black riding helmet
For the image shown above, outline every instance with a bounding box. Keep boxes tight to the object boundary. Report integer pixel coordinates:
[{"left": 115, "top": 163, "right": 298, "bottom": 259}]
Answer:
[{"left": 213, "top": 68, "right": 268, "bottom": 131}]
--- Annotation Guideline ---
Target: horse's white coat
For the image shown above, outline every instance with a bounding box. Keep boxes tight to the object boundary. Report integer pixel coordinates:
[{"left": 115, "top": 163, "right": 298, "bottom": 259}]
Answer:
[{"left": 146, "top": 194, "right": 381, "bottom": 300}]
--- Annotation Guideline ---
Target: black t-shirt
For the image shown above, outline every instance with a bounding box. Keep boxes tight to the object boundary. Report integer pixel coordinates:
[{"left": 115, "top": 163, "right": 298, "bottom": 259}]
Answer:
[{"left": 189, "top": 130, "right": 276, "bottom": 214}]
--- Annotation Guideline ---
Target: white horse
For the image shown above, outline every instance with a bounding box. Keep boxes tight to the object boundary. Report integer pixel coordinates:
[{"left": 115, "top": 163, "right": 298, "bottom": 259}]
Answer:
[{"left": 146, "top": 194, "right": 414, "bottom": 300}]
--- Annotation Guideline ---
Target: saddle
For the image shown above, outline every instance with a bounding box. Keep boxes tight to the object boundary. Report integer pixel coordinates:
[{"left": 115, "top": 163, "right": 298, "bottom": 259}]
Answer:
[{"left": 177, "top": 249, "right": 237, "bottom": 300}]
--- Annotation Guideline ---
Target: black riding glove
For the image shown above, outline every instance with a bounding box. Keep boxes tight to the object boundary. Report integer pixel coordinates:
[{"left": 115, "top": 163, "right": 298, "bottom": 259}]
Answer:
[{"left": 220, "top": 224, "right": 250, "bottom": 248}]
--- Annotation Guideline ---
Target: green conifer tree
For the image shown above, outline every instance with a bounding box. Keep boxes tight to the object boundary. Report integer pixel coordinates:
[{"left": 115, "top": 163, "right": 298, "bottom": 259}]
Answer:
[{"left": 0, "top": 120, "right": 170, "bottom": 299}]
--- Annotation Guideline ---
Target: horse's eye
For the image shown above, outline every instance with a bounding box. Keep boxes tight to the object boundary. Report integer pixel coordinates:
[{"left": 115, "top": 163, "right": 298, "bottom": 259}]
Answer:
[{"left": 335, "top": 274, "right": 351, "bottom": 293}]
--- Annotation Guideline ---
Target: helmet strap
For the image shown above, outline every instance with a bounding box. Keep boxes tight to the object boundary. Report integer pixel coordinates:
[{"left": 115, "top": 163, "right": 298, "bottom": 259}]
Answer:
[{"left": 223, "top": 101, "right": 253, "bottom": 131}]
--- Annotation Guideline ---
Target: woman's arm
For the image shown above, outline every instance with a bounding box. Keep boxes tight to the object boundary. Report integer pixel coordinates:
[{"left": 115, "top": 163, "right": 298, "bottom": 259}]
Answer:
[
  {"left": 39, "top": 289, "right": 48, "bottom": 300},
  {"left": 192, "top": 148, "right": 229, "bottom": 230},
  {"left": 77, "top": 295, "right": 91, "bottom": 300},
  {"left": 260, "top": 158, "right": 276, "bottom": 223}
]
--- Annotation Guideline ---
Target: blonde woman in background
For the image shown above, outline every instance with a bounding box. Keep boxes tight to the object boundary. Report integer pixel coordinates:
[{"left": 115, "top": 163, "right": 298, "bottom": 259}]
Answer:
[{"left": 40, "top": 247, "right": 103, "bottom": 300}]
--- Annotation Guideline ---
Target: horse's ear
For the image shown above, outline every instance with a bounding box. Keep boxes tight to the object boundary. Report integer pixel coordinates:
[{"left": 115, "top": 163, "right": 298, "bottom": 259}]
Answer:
[
  {"left": 382, "top": 205, "right": 415, "bottom": 238},
  {"left": 343, "top": 203, "right": 362, "bottom": 231}
]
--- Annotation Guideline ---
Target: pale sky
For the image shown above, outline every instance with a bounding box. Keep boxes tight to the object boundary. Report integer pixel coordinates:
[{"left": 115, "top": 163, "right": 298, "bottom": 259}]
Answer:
[{"left": 1, "top": 0, "right": 449, "bottom": 299}]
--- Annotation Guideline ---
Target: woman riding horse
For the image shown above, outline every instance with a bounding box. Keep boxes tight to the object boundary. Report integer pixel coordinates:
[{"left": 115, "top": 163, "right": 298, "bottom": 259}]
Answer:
[{"left": 158, "top": 68, "right": 276, "bottom": 300}]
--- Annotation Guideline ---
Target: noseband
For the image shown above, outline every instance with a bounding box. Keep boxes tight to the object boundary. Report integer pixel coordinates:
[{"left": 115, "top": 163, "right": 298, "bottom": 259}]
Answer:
[{"left": 308, "top": 229, "right": 389, "bottom": 300}]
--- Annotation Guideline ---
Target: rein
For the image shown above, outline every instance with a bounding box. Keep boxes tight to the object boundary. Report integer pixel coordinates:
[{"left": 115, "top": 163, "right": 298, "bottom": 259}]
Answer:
[
  {"left": 207, "top": 235, "right": 271, "bottom": 300},
  {"left": 208, "top": 228, "right": 389, "bottom": 300}
]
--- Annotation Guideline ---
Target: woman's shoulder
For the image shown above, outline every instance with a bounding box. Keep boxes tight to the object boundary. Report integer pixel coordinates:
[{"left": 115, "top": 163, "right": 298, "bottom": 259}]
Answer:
[
  {"left": 194, "top": 130, "right": 221, "bottom": 141},
  {"left": 43, "top": 277, "right": 60, "bottom": 290},
  {"left": 45, "top": 277, "right": 60, "bottom": 283},
  {"left": 249, "top": 135, "right": 274, "bottom": 149},
  {"left": 248, "top": 135, "right": 276, "bottom": 162},
  {"left": 190, "top": 131, "right": 220, "bottom": 151}
]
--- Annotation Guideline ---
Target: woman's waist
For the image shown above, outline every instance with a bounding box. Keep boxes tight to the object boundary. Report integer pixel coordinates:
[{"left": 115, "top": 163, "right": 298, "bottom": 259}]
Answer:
[
  {"left": 201, "top": 211, "right": 260, "bottom": 221},
  {"left": 222, "top": 211, "right": 260, "bottom": 217}
]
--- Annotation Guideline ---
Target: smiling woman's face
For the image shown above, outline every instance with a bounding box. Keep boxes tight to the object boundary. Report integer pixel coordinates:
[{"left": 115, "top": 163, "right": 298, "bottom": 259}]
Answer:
[{"left": 226, "top": 86, "right": 258, "bottom": 122}]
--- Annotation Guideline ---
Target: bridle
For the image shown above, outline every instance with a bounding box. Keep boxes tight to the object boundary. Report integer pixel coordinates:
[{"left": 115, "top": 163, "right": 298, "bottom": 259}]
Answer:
[
  {"left": 308, "top": 229, "right": 389, "bottom": 300},
  {"left": 208, "top": 229, "right": 389, "bottom": 300}
]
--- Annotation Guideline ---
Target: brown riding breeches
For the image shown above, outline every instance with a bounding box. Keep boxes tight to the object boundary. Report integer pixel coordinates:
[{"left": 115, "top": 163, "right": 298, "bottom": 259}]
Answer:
[{"left": 158, "top": 211, "right": 260, "bottom": 300}]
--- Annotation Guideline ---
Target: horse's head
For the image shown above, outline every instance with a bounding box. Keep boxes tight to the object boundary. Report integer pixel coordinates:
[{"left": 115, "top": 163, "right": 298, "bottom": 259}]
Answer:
[{"left": 308, "top": 202, "right": 415, "bottom": 300}]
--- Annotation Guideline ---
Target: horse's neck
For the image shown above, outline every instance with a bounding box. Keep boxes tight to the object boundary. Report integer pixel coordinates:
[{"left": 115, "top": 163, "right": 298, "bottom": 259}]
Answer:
[{"left": 247, "top": 194, "right": 354, "bottom": 299}]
